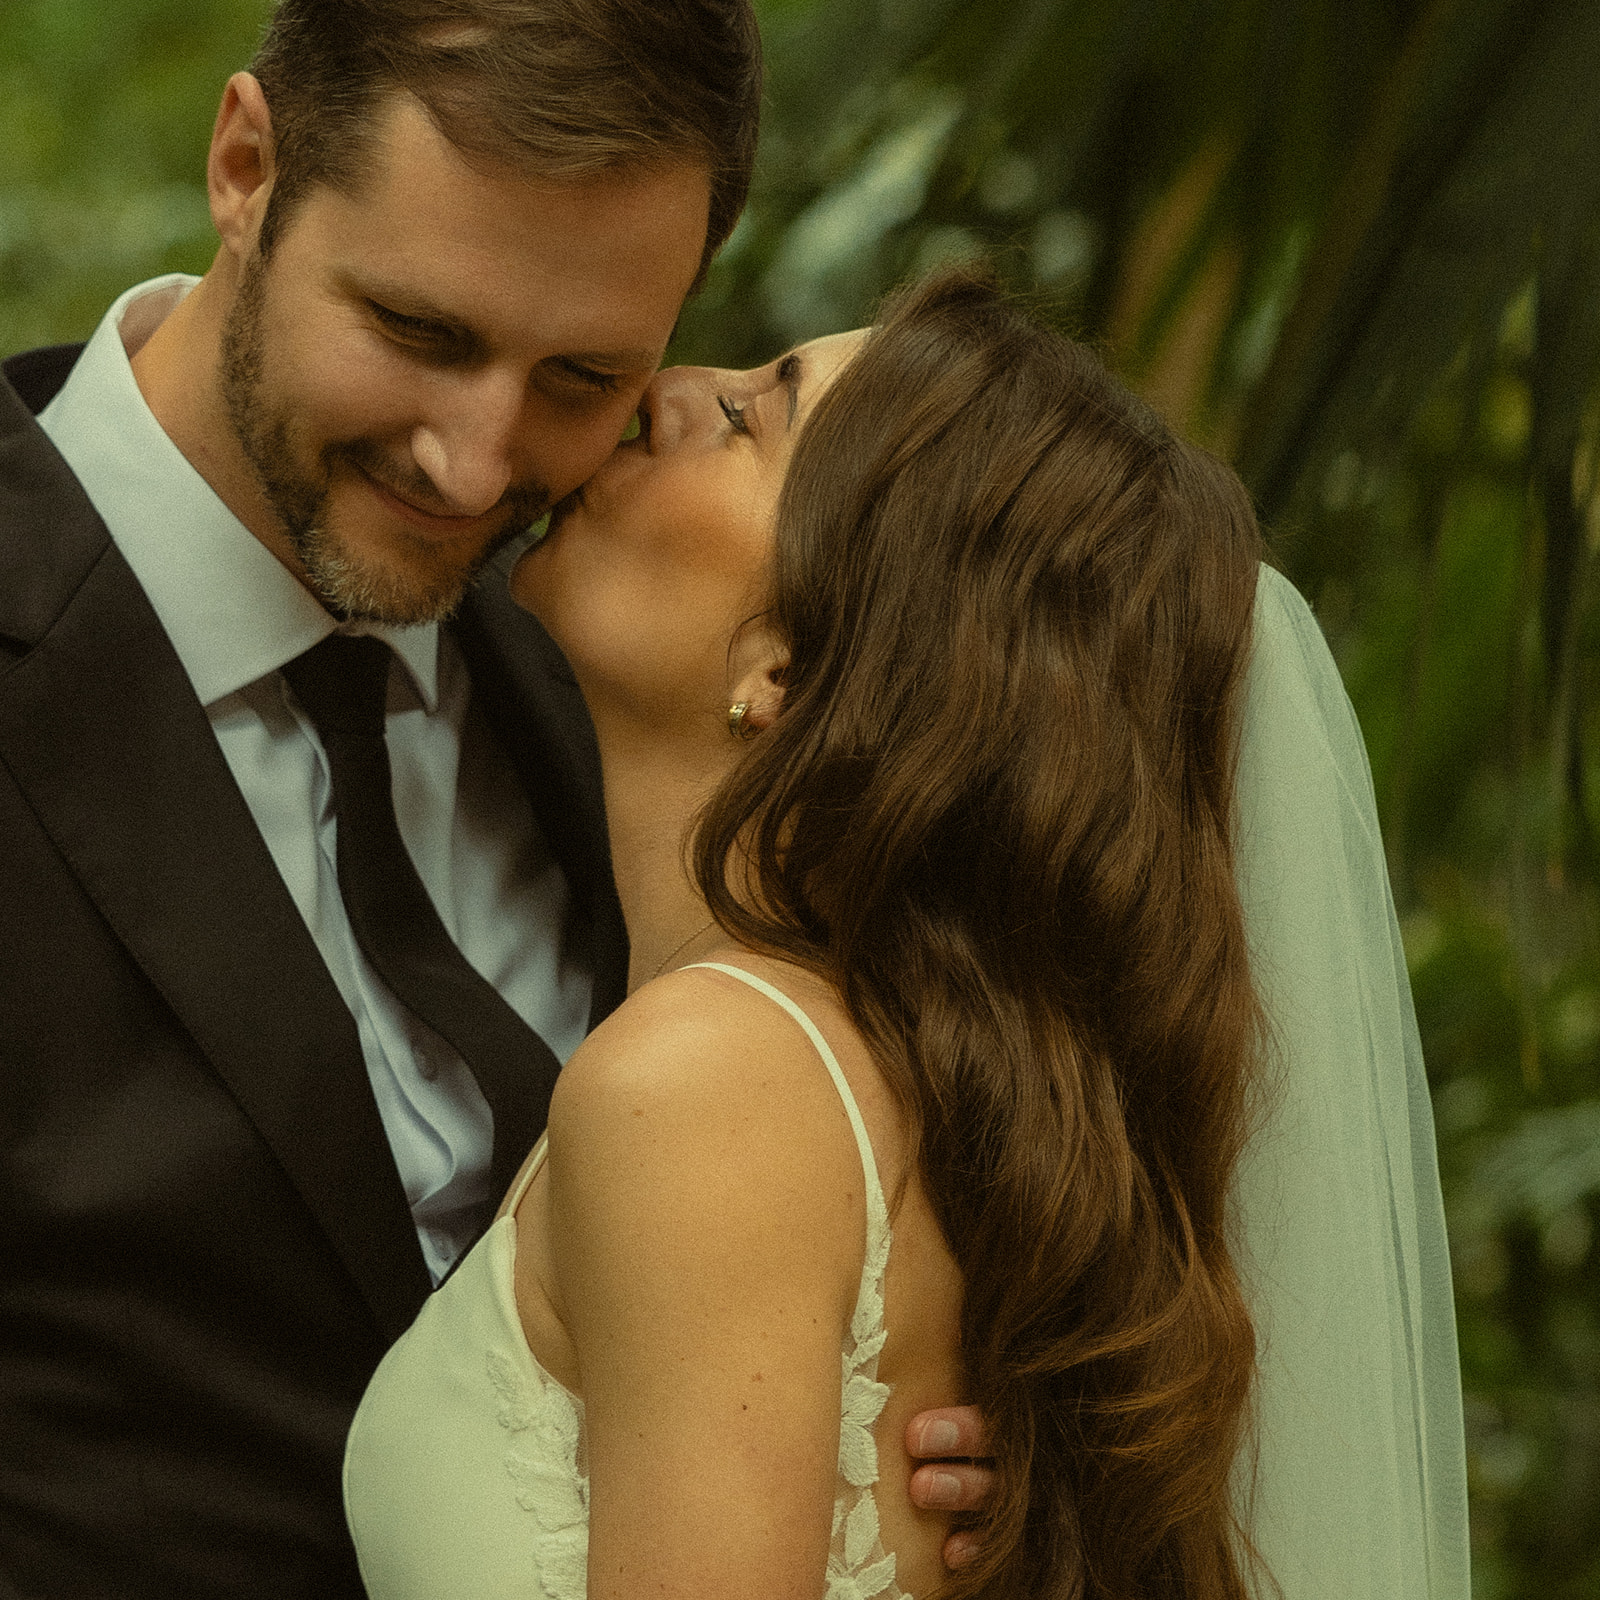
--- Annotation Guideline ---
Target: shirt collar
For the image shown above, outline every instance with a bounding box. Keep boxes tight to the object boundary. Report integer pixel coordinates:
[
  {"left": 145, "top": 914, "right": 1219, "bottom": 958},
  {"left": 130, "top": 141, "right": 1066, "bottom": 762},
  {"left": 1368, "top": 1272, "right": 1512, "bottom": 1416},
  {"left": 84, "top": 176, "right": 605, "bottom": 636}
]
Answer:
[{"left": 36, "top": 274, "right": 440, "bottom": 712}]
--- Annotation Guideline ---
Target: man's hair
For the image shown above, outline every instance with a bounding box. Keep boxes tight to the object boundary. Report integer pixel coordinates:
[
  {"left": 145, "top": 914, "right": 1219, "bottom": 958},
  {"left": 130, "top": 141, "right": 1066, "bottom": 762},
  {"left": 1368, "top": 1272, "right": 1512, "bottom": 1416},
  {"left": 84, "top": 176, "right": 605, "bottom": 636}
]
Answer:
[{"left": 250, "top": 0, "right": 762, "bottom": 279}]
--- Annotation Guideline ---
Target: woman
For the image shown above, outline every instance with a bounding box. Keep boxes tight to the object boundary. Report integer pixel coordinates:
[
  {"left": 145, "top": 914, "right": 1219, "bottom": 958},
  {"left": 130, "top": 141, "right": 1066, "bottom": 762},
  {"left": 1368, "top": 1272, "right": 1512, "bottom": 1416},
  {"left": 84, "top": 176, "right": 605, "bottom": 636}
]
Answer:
[{"left": 343, "top": 268, "right": 1468, "bottom": 1598}]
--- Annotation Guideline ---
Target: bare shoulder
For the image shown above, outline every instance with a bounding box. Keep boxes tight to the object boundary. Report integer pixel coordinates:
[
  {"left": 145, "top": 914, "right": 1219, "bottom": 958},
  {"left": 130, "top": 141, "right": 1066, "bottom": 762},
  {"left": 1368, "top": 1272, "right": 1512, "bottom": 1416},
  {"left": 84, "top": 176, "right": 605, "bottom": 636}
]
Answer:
[
  {"left": 545, "top": 951, "right": 898, "bottom": 1300},
  {"left": 544, "top": 952, "right": 894, "bottom": 1363},
  {"left": 551, "top": 952, "right": 888, "bottom": 1154}
]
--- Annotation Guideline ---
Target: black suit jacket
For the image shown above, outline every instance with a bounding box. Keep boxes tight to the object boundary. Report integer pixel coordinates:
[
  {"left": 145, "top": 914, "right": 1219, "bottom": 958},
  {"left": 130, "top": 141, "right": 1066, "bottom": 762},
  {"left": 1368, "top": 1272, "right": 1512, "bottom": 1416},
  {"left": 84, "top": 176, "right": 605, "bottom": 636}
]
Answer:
[{"left": 0, "top": 346, "right": 629, "bottom": 1599}]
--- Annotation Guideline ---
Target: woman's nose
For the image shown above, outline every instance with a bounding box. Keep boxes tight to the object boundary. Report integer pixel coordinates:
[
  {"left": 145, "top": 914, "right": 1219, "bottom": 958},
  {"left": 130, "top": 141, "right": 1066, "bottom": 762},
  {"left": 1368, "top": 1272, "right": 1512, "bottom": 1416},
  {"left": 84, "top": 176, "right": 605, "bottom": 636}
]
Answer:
[{"left": 638, "top": 365, "right": 737, "bottom": 454}]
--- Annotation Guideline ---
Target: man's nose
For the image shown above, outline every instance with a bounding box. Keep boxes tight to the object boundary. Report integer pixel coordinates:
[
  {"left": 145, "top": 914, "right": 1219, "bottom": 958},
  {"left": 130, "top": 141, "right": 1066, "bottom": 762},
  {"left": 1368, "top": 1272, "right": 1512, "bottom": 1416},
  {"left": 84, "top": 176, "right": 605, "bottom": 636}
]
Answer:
[{"left": 409, "top": 372, "right": 527, "bottom": 516}]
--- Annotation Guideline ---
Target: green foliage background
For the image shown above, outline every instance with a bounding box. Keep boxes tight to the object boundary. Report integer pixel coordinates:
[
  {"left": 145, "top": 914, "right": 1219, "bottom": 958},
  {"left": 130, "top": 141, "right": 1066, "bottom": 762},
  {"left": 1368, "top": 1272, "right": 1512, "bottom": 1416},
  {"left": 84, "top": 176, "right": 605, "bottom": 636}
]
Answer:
[{"left": 6, "top": 1, "right": 1600, "bottom": 1592}]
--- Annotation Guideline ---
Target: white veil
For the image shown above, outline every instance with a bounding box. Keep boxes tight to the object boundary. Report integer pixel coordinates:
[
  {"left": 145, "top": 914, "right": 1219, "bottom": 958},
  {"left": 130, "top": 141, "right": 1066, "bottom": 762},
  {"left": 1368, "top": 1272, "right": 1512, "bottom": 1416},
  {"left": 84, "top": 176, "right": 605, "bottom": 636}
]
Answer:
[{"left": 1232, "top": 566, "right": 1470, "bottom": 1598}]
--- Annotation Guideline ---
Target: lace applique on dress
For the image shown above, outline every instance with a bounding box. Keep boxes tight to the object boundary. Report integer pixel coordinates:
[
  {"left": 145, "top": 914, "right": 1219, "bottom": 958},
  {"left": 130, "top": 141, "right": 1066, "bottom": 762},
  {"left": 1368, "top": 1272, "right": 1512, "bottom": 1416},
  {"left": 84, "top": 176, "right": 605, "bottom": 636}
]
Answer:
[
  {"left": 828, "top": 1198, "right": 904, "bottom": 1600},
  {"left": 488, "top": 1348, "right": 589, "bottom": 1600}
]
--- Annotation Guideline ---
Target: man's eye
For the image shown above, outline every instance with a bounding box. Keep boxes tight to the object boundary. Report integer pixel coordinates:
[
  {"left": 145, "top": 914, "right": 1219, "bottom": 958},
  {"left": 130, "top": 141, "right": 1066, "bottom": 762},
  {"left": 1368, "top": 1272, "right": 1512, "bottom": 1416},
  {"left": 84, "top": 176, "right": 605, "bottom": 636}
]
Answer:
[
  {"left": 717, "top": 395, "right": 750, "bottom": 435},
  {"left": 368, "top": 304, "right": 474, "bottom": 363},
  {"left": 371, "top": 304, "right": 446, "bottom": 343},
  {"left": 556, "top": 361, "right": 622, "bottom": 395}
]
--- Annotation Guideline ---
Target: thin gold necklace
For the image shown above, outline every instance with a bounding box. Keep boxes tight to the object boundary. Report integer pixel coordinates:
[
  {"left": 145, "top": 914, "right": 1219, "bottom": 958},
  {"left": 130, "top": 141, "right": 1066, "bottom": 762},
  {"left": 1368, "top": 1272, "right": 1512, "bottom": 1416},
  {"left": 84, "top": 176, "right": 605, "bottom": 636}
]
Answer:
[{"left": 649, "top": 919, "right": 717, "bottom": 981}]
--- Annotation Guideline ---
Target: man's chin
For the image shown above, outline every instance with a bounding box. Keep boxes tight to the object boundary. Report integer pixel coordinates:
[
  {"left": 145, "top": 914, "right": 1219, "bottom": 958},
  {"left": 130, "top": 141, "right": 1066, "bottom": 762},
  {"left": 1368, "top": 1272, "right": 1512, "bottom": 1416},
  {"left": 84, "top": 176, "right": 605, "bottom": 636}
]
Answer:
[{"left": 291, "top": 521, "right": 495, "bottom": 627}]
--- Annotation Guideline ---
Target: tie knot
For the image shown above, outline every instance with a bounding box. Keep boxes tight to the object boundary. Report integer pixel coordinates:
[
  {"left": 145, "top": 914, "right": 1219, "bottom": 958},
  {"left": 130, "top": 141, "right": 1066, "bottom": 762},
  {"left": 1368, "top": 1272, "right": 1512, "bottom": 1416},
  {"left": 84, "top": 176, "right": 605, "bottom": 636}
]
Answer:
[{"left": 282, "top": 633, "right": 394, "bottom": 741}]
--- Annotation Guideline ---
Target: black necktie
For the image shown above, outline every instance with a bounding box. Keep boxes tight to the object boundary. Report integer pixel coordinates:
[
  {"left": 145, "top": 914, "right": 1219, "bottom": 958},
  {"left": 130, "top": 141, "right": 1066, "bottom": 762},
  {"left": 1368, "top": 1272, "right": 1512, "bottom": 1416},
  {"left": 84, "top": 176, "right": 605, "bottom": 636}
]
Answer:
[{"left": 282, "top": 633, "right": 556, "bottom": 1199}]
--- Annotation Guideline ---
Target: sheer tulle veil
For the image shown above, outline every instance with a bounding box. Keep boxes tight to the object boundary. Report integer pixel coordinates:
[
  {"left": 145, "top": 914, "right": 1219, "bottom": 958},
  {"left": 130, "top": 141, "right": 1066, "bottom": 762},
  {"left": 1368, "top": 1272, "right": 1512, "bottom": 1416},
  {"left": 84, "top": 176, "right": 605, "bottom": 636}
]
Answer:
[{"left": 1232, "top": 566, "right": 1470, "bottom": 1597}]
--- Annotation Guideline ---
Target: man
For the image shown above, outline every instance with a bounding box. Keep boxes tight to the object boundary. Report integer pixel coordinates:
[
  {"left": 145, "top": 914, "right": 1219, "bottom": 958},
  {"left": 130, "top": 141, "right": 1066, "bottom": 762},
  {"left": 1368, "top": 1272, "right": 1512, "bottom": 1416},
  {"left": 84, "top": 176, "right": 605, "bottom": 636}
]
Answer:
[{"left": 0, "top": 5, "right": 984, "bottom": 1595}]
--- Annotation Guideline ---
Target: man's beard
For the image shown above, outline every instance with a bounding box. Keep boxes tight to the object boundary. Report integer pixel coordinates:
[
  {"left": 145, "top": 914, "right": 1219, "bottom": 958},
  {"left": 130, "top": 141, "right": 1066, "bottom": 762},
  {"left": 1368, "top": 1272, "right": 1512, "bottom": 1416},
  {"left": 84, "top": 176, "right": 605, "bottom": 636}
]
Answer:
[{"left": 219, "top": 253, "right": 550, "bottom": 626}]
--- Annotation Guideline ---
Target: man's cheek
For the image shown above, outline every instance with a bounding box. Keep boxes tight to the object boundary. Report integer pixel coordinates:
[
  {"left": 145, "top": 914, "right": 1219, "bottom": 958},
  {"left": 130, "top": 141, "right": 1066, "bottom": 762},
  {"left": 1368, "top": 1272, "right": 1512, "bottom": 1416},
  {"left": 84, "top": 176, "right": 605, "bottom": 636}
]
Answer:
[{"left": 537, "top": 412, "right": 640, "bottom": 501}]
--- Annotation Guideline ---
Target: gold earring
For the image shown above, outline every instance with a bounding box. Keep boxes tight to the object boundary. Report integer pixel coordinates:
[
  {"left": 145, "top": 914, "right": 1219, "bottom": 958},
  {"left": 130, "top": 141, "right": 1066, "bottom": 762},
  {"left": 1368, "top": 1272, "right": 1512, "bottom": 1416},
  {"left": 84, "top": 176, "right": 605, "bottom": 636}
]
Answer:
[{"left": 727, "top": 701, "right": 756, "bottom": 740}]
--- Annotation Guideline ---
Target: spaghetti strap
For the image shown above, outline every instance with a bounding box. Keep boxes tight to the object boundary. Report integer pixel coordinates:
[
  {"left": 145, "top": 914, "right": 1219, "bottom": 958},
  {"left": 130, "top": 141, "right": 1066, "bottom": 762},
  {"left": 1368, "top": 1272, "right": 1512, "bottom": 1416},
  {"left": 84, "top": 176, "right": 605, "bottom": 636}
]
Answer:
[
  {"left": 683, "top": 962, "right": 887, "bottom": 1214},
  {"left": 503, "top": 1132, "right": 548, "bottom": 1214},
  {"left": 682, "top": 961, "right": 905, "bottom": 1600}
]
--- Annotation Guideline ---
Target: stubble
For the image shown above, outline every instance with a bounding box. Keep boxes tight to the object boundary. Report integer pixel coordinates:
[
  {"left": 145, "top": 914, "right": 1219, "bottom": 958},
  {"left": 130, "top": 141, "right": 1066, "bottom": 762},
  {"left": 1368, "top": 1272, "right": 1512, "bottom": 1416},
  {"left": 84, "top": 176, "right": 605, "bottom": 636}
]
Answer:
[{"left": 218, "top": 251, "right": 548, "bottom": 626}]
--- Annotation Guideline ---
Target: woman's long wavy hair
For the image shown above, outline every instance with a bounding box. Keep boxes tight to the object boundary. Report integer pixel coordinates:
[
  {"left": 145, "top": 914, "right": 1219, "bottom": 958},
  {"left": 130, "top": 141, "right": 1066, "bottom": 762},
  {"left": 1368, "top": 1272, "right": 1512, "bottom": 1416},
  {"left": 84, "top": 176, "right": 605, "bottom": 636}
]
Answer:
[{"left": 693, "top": 267, "right": 1266, "bottom": 1600}]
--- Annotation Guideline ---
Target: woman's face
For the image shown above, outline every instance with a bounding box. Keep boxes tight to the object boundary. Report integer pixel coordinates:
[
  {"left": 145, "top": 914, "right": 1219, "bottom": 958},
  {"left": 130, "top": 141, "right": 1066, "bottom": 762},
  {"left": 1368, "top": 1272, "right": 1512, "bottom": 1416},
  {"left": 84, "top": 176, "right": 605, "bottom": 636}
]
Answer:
[{"left": 510, "top": 330, "right": 865, "bottom": 731}]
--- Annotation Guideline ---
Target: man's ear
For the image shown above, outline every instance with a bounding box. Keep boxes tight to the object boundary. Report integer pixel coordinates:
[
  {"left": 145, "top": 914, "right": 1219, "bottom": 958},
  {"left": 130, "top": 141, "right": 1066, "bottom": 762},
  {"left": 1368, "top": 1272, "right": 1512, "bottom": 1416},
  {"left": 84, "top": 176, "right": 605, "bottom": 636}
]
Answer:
[
  {"left": 208, "top": 73, "right": 278, "bottom": 261},
  {"left": 728, "top": 625, "right": 790, "bottom": 736}
]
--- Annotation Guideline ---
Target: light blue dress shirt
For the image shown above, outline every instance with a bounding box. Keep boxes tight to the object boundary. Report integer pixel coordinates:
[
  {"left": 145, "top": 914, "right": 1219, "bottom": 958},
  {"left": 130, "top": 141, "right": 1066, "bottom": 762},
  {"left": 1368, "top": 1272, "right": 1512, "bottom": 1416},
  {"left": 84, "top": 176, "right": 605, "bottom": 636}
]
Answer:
[{"left": 38, "top": 275, "right": 593, "bottom": 1281}]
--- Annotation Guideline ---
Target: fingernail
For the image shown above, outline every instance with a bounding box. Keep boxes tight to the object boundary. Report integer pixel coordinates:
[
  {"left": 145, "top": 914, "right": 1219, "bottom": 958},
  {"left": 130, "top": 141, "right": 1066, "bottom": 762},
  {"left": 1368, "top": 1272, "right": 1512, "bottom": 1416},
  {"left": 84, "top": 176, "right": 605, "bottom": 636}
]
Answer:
[
  {"left": 927, "top": 1470, "right": 963, "bottom": 1508},
  {"left": 946, "top": 1535, "right": 977, "bottom": 1569},
  {"left": 921, "top": 1419, "right": 960, "bottom": 1453}
]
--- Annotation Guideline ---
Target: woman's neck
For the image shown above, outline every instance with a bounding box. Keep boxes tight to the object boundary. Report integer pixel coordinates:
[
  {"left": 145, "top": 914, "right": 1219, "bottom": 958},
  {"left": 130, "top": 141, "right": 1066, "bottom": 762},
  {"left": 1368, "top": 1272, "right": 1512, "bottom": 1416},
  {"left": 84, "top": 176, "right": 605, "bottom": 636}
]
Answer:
[{"left": 590, "top": 715, "right": 737, "bottom": 993}]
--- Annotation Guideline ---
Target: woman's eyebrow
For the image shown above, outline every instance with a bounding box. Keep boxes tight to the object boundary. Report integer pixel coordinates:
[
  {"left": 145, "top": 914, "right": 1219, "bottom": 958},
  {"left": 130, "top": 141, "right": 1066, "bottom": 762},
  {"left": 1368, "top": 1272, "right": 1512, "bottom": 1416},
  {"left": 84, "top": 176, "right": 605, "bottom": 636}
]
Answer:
[{"left": 777, "top": 352, "right": 803, "bottom": 429}]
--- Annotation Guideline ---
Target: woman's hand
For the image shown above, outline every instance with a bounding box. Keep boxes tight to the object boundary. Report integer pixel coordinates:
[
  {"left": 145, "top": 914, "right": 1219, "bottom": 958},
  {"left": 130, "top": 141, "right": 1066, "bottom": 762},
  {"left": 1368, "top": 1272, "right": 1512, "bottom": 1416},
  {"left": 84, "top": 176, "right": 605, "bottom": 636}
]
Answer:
[{"left": 906, "top": 1406, "right": 993, "bottom": 1570}]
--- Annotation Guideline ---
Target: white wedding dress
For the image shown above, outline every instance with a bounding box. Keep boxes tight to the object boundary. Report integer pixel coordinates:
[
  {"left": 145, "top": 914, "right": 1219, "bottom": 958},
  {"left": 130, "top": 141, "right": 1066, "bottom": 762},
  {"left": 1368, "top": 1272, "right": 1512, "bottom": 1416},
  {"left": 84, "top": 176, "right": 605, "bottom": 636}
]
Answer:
[
  {"left": 343, "top": 565, "right": 1471, "bottom": 1599},
  {"left": 344, "top": 961, "right": 909, "bottom": 1600}
]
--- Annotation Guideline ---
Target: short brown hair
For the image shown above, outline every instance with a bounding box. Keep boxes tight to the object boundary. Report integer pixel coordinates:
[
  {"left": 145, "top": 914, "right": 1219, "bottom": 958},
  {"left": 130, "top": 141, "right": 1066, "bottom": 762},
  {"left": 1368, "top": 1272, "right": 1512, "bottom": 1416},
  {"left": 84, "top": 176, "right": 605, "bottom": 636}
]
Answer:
[{"left": 250, "top": 0, "right": 762, "bottom": 279}]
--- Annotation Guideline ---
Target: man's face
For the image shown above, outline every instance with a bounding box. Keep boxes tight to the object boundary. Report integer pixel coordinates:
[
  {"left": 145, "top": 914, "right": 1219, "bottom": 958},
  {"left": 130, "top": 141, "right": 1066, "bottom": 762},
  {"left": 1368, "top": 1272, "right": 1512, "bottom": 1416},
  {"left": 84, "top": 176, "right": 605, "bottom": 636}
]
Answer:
[{"left": 220, "top": 95, "right": 710, "bottom": 626}]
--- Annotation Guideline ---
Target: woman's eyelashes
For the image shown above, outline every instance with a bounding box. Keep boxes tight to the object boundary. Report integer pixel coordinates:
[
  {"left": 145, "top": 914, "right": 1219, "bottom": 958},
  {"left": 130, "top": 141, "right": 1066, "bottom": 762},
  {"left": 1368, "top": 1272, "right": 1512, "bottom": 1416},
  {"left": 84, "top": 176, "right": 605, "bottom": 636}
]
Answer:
[{"left": 716, "top": 394, "right": 751, "bottom": 436}]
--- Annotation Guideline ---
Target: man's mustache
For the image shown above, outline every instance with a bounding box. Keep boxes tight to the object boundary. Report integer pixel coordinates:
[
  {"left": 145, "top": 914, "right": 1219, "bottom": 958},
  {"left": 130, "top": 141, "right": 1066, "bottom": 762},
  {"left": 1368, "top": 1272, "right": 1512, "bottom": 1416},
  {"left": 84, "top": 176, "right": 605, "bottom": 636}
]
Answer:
[{"left": 340, "top": 438, "right": 552, "bottom": 529}]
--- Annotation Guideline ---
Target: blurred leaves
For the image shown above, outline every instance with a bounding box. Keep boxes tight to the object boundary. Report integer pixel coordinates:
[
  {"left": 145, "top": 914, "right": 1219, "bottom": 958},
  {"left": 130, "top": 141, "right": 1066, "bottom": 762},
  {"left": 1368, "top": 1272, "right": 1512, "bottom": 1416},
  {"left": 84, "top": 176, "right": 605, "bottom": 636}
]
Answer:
[
  {"left": 1456, "top": 1102, "right": 1600, "bottom": 1237},
  {"left": 0, "top": 0, "right": 264, "bottom": 353},
  {"left": 8, "top": 0, "right": 1600, "bottom": 1591}
]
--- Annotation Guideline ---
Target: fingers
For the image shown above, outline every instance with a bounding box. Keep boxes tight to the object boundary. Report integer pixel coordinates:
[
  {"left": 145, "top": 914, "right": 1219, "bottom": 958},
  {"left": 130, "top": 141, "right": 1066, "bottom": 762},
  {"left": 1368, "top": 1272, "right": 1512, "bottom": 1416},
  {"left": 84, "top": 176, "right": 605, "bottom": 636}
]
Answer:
[
  {"left": 905, "top": 1405, "right": 992, "bottom": 1460},
  {"left": 907, "top": 1404, "right": 995, "bottom": 1573},
  {"left": 908, "top": 1459, "right": 995, "bottom": 1514},
  {"left": 942, "top": 1530, "right": 981, "bottom": 1572}
]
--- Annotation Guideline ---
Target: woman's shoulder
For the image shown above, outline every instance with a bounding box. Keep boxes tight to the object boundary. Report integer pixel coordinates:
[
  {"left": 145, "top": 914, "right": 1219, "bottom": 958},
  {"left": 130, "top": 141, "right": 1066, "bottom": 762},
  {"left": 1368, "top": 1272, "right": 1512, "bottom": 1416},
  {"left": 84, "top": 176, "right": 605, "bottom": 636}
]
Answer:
[
  {"left": 549, "top": 949, "right": 881, "bottom": 1208},
  {"left": 543, "top": 952, "right": 876, "bottom": 1354},
  {"left": 553, "top": 951, "right": 868, "bottom": 1126}
]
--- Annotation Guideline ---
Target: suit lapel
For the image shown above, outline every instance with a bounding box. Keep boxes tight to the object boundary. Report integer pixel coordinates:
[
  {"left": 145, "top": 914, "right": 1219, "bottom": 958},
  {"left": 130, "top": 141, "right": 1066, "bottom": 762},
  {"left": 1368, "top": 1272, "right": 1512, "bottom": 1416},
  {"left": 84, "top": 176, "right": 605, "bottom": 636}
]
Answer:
[
  {"left": 455, "top": 554, "right": 631, "bottom": 1028},
  {"left": 0, "top": 378, "right": 430, "bottom": 1342}
]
